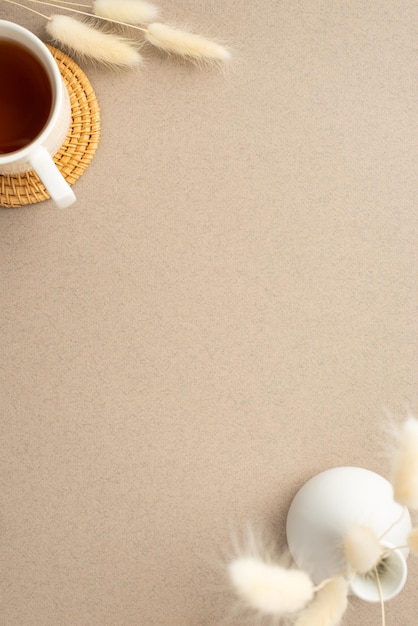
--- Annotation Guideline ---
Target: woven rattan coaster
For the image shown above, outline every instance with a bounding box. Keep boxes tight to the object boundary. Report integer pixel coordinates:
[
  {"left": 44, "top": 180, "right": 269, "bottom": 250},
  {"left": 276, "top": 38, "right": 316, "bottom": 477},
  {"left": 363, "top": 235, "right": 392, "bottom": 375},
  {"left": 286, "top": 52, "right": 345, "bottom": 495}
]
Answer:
[{"left": 0, "top": 46, "right": 100, "bottom": 208}]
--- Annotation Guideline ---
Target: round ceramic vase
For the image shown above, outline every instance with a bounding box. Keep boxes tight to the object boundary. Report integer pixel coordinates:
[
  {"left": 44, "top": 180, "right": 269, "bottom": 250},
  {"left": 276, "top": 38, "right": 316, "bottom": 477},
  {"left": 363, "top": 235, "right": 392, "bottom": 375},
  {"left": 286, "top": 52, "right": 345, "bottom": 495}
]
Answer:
[{"left": 286, "top": 467, "right": 411, "bottom": 602}]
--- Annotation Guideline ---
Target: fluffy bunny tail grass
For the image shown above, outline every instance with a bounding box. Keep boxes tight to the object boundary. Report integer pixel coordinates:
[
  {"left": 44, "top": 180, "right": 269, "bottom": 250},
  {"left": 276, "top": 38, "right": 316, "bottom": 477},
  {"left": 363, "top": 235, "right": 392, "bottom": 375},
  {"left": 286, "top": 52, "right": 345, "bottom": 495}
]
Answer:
[
  {"left": 47, "top": 15, "right": 142, "bottom": 66},
  {"left": 407, "top": 528, "right": 418, "bottom": 555},
  {"left": 343, "top": 524, "right": 383, "bottom": 574},
  {"left": 145, "top": 23, "right": 230, "bottom": 61},
  {"left": 293, "top": 577, "right": 349, "bottom": 626},
  {"left": 227, "top": 556, "right": 314, "bottom": 616},
  {"left": 93, "top": 0, "right": 159, "bottom": 24},
  {"left": 391, "top": 415, "right": 418, "bottom": 508}
]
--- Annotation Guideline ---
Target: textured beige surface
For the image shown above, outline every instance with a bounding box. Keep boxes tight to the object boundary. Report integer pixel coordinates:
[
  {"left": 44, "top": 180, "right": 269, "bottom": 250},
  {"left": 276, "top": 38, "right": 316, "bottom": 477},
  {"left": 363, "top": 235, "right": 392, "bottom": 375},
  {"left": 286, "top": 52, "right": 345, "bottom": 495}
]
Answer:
[{"left": 1, "top": 1, "right": 417, "bottom": 625}]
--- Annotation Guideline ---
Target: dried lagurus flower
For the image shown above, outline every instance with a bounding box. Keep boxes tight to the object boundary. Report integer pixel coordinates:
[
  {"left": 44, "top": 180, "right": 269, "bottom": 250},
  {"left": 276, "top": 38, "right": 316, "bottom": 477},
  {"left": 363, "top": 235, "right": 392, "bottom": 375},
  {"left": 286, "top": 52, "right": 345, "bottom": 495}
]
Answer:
[
  {"left": 145, "top": 23, "right": 230, "bottom": 62},
  {"left": 93, "top": 0, "right": 159, "bottom": 24},
  {"left": 227, "top": 556, "right": 314, "bottom": 616},
  {"left": 47, "top": 15, "right": 142, "bottom": 67}
]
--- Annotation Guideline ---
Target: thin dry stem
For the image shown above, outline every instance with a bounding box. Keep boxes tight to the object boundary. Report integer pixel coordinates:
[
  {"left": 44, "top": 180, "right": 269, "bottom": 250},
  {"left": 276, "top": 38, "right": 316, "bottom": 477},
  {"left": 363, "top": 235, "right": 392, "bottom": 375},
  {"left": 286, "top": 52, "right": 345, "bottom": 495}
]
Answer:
[
  {"left": 378, "top": 508, "right": 406, "bottom": 541},
  {"left": 375, "top": 568, "right": 386, "bottom": 626},
  {"left": 47, "top": 0, "right": 91, "bottom": 7},
  {"left": 1, "top": 0, "right": 50, "bottom": 19}
]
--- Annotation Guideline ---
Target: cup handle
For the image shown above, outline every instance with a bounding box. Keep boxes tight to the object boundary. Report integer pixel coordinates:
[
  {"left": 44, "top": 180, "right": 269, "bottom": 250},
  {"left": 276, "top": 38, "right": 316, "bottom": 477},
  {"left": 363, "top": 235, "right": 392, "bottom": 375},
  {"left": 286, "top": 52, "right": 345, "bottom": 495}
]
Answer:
[{"left": 28, "top": 146, "right": 76, "bottom": 208}]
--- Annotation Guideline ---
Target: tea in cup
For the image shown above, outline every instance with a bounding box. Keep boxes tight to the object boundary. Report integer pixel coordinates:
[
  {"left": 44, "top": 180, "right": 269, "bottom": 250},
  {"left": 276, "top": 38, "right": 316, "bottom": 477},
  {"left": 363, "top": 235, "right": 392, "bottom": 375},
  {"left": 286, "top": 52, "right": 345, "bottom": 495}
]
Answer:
[{"left": 0, "top": 20, "right": 75, "bottom": 208}]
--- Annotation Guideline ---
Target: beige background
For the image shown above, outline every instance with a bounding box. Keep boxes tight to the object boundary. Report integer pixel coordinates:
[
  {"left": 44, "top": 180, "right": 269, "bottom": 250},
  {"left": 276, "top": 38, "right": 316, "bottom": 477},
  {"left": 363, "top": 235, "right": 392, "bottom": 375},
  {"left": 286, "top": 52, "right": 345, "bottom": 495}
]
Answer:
[{"left": 1, "top": 1, "right": 417, "bottom": 624}]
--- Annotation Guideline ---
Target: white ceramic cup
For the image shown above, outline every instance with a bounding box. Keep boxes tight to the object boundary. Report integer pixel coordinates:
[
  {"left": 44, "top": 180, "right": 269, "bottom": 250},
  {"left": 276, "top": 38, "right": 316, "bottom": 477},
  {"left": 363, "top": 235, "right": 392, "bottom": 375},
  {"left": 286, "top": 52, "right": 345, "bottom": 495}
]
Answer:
[{"left": 0, "top": 20, "right": 75, "bottom": 208}]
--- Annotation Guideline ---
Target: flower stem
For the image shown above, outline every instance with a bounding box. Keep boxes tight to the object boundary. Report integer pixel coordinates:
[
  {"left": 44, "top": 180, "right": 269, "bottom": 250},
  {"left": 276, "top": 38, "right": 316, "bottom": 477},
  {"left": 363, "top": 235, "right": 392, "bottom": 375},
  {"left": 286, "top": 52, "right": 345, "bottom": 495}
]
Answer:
[
  {"left": 46, "top": 0, "right": 92, "bottom": 7},
  {"left": 375, "top": 567, "right": 386, "bottom": 626},
  {"left": 1, "top": 0, "right": 50, "bottom": 19},
  {"left": 378, "top": 508, "right": 406, "bottom": 541},
  {"left": 381, "top": 544, "right": 409, "bottom": 556}
]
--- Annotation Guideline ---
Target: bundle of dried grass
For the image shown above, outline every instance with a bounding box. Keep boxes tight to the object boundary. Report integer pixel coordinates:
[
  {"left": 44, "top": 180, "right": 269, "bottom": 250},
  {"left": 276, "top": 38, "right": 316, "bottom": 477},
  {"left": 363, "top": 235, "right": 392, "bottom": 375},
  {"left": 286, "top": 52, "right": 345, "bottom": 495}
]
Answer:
[
  {"left": 4, "top": 0, "right": 231, "bottom": 66},
  {"left": 223, "top": 413, "right": 418, "bottom": 626}
]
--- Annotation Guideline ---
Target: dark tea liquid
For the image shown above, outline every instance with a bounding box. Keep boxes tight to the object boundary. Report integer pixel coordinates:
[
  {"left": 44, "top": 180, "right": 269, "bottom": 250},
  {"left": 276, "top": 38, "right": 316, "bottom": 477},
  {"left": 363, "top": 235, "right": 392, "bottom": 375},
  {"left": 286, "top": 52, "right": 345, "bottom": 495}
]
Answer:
[{"left": 0, "top": 40, "right": 53, "bottom": 154}]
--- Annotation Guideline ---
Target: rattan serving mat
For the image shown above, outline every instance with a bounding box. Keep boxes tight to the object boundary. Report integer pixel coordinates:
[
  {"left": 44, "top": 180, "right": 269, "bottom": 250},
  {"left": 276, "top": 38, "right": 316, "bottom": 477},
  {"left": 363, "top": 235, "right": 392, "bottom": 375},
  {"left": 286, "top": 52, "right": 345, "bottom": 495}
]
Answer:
[{"left": 0, "top": 46, "right": 100, "bottom": 208}]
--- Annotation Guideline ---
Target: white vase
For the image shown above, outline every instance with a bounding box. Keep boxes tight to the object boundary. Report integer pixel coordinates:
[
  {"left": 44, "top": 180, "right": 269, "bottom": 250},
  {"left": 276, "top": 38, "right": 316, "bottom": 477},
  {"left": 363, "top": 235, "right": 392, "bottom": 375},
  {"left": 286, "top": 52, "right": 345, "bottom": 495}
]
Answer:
[{"left": 285, "top": 467, "right": 411, "bottom": 602}]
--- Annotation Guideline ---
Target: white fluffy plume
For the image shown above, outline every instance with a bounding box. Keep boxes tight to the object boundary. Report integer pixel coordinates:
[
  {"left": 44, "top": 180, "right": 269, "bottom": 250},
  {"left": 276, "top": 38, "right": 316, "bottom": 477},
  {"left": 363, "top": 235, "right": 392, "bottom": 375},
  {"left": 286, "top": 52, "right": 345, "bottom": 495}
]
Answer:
[
  {"left": 407, "top": 527, "right": 418, "bottom": 555},
  {"left": 293, "top": 577, "right": 348, "bottom": 626},
  {"left": 93, "top": 0, "right": 159, "bottom": 24},
  {"left": 46, "top": 15, "right": 142, "bottom": 66},
  {"left": 227, "top": 556, "right": 314, "bottom": 616},
  {"left": 145, "top": 23, "right": 230, "bottom": 61},
  {"left": 343, "top": 524, "right": 383, "bottom": 574},
  {"left": 391, "top": 415, "right": 418, "bottom": 508}
]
